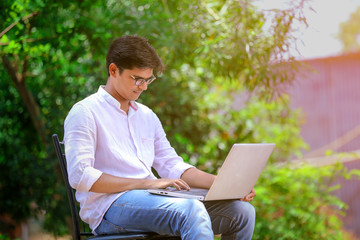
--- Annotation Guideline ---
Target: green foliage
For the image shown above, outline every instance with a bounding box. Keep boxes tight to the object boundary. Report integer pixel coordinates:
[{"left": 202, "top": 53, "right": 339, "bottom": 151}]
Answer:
[
  {"left": 253, "top": 162, "right": 354, "bottom": 240},
  {"left": 192, "top": 90, "right": 309, "bottom": 172},
  {"left": 0, "top": 0, "right": 107, "bottom": 234},
  {"left": 339, "top": 6, "right": 360, "bottom": 52},
  {"left": 0, "top": 70, "right": 55, "bottom": 231},
  {"left": 0, "top": 234, "right": 12, "bottom": 240}
]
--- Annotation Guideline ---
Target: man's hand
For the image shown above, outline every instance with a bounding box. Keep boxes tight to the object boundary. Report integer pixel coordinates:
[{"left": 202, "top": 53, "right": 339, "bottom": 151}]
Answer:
[
  {"left": 151, "top": 178, "right": 190, "bottom": 191},
  {"left": 240, "top": 188, "right": 256, "bottom": 202}
]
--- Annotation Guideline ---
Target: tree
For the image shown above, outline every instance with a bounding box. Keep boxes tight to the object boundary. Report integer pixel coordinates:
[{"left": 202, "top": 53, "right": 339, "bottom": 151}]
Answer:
[
  {"left": 338, "top": 6, "right": 360, "bottom": 52},
  {"left": 0, "top": 0, "right": 114, "bottom": 236}
]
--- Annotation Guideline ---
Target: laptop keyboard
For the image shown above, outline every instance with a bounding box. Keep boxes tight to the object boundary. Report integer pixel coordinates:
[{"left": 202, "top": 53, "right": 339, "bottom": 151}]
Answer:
[{"left": 168, "top": 187, "right": 209, "bottom": 196}]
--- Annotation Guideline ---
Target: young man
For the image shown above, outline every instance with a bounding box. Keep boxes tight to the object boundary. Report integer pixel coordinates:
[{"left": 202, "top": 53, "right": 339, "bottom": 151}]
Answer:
[{"left": 64, "top": 35, "right": 256, "bottom": 240}]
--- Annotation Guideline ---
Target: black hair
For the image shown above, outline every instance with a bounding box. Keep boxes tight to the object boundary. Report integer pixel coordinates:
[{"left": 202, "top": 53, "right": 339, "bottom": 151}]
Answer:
[{"left": 106, "top": 35, "right": 164, "bottom": 76}]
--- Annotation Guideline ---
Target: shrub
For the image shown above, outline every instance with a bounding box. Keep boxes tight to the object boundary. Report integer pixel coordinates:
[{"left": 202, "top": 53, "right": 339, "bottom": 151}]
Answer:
[{"left": 252, "top": 162, "right": 359, "bottom": 240}]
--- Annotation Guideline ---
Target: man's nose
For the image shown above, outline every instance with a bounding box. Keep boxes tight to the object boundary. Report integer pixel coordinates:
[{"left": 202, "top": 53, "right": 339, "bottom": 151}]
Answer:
[{"left": 138, "top": 82, "right": 148, "bottom": 91}]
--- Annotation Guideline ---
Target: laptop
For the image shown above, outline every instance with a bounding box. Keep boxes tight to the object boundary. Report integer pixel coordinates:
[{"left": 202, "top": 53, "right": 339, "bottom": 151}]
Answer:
[{"left": 148, "top": 143, "right": 275, "bottom": 201}]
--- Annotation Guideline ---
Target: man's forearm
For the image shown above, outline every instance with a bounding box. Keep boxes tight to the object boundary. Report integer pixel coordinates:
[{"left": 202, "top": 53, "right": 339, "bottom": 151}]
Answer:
[
  {"left": 89, "top": 173, "right": 152, "bottom": 193},
  {"left": 89, "top": 173, "right": 191, "bottom": 193},
  {"left": 180, "top": 167, "right": 216, "bottom": 189}
]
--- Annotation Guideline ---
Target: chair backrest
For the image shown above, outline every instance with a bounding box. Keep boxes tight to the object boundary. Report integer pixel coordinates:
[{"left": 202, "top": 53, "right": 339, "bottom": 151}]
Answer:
[{"left": 52, "top": 134, "right": 91, "bottom": 240}]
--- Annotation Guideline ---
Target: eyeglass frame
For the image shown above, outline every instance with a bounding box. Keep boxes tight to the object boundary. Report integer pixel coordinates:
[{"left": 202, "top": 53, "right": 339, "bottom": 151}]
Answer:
[{"left": 129, "top": 73, "right": 156, "bottom": 86}]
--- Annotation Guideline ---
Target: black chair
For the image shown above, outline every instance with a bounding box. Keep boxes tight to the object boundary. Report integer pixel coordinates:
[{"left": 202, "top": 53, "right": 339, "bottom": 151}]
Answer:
[{"left": 52, "top": 134, "right": 181, "bottom": 240}]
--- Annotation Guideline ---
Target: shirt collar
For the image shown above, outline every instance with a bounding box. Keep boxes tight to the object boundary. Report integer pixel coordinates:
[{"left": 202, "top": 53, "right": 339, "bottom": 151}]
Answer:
[{"left": 97, "top": 85, "right": 138, "bottom": 111}]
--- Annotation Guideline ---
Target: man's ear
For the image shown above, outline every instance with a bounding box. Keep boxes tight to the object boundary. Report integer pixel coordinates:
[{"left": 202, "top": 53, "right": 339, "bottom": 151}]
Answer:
[{"left": 109, "top": 63, "right": 118, "bottom": 77}]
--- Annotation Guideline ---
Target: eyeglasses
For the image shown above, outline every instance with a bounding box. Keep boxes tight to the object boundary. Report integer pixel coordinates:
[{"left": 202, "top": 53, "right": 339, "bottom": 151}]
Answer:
[{"left": 129, "top": 73, "right": 156, "bottom": 86}]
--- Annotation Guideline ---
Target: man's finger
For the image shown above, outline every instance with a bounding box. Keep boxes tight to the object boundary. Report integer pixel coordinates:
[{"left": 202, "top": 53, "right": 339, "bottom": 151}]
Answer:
[
  {"left": 178, "top": 179, "right": 190, "bottom": 190},
  {"left": 173, "top": 179, "right": 190, "bottom": 190}
]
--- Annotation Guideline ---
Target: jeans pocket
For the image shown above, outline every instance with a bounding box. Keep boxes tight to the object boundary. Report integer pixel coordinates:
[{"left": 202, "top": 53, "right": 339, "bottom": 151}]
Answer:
[{"left": 96, "top": 218, "right": 127, "bottom": 234}]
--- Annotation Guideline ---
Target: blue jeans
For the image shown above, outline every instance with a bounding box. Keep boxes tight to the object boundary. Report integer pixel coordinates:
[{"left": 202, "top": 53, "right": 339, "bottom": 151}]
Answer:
[{"left": 95, "top": 190, "right": 255, "bottom": 240}]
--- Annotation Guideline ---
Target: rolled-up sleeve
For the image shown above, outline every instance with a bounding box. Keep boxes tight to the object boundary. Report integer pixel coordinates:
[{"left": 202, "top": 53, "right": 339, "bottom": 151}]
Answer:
[
  {"left": 64, "top": 103, "right": 103, "bottom": 192},
  {"left": 151, "top": 113, "right": 194, "bottom": 179}
]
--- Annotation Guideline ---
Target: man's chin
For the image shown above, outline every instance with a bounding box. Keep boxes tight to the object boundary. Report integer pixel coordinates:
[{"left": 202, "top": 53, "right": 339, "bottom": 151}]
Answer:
[{"left": 132, "top": 91, "right": 142, "bottom": 99}]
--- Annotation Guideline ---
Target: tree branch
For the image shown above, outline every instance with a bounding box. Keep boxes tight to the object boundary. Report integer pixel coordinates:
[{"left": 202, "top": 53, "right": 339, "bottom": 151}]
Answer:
[
  {"left": 0, "top": 36, "right": 60, "bottom": 45},
  {"left": 0, "top": 11, "right": 39, "bottom": 38},
  {"left": 2, "top": 55, "right": 47, "bottom": 146}
]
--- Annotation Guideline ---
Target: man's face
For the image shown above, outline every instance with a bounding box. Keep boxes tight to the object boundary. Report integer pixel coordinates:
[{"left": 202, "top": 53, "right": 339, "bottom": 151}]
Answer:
[{"left": 110, "top": 65, "right": 154, "bottom": 102}]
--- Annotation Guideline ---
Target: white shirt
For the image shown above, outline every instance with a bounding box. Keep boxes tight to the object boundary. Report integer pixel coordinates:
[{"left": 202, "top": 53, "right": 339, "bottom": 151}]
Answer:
[{"left": 64, "top": 86, "right": 193, "bottom": 232}]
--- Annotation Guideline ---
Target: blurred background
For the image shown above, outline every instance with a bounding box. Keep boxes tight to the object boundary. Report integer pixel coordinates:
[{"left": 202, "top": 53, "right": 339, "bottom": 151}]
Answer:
[{"left": 1, "top": 0, "right": 359, "bottom": 239}]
